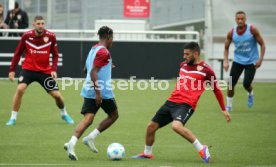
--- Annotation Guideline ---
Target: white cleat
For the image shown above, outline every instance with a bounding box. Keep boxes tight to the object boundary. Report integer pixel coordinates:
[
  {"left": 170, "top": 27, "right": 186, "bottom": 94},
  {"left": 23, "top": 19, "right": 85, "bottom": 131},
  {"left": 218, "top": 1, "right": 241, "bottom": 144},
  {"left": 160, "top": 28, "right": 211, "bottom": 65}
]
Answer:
[
  {"left": 64, "top": 143, "right": 78, "bottom": 161},
  {"left": 83, "top": 137, "right": 98, "bottom": 153}
]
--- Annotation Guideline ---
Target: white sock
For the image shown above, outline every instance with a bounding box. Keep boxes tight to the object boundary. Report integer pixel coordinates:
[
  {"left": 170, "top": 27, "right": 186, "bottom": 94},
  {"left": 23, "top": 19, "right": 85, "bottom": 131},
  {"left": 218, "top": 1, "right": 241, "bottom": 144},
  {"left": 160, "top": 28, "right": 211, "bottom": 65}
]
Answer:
[
  {"left": 226, "top": 97, "right": 233, "bottom": 107},
  {"left": 11, "top": 111, "right": 18, "bottom": 120},
  {"left": 144, "top": 145, "right": 152, "bottom": 155},
  {"left": 248, "top": 90, "right": 254, "bottom": 96},
  {"left": 60, "top": 107, "right": 68, "bottom": 116},
  {"left": 193, "top": 139, "right": 204, "bottom": 152},
  {"left": 87, "top": 129, "right": 100, "bottom": 140},
  {"left": 69, "top": 136, "right": 78, "bottom": 146}
]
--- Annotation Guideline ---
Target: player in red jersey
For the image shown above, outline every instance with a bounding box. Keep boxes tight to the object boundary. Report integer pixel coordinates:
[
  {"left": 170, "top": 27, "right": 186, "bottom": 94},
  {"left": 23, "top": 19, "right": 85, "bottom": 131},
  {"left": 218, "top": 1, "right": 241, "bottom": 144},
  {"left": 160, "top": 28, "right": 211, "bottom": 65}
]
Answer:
[
  {"left": 132, "top": 42, "right": 231, "bottom": 163},
  {"left": 6, "top": 16, "right": 74, "bottom": 126}
]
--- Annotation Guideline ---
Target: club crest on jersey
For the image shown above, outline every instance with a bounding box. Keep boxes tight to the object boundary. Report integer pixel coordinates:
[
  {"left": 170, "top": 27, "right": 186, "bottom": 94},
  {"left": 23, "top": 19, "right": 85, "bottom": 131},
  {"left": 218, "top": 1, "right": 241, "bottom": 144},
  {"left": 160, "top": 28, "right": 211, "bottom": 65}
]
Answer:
[
  {"left": 43, "top": 36, "right": 49, "bottom": 43},
  {"left": 197, "top": 65, "right": 203, "bottom": 71}
]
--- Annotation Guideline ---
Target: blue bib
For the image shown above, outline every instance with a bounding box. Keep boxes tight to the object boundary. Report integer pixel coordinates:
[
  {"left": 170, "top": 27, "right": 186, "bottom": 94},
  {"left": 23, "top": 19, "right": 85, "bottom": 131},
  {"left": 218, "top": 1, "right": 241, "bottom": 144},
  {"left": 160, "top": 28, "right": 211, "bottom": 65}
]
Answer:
[
  {"left": 81, "top": 45, "right": 114, "bottom": 99},
  {"left": 232, "top": 24, "right": 259, "bottom": 65}
]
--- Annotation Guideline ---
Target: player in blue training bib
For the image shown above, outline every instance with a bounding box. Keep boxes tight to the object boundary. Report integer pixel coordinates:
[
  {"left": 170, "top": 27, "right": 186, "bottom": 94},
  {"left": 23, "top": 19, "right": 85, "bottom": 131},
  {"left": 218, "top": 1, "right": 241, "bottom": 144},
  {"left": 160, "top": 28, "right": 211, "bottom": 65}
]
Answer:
[
  {"left": 64, "top": 26, "right": 119, "bottom": 161},
  {"left": 223, "top": 11, "right": 266, "bottom": 112}
]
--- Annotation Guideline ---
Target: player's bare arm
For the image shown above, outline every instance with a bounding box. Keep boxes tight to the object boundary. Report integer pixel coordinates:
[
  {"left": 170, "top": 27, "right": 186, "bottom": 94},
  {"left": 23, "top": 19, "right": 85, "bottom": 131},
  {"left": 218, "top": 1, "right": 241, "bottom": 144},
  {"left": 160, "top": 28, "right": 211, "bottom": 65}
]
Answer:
[
  {"left": 211, "top": 79, "right": 231, "bottom": 123},
  {"left": 91, "top": 66, "right": 102, "bottom": 106},
  {"left": 252, "top": 26, "right": 266, "bottom": 69},
  {"left": 224, "top": 30, "right": 232, "bottom": 72},
  {"left": 222, "top": 110, "right": 231, "bottom": 123}
]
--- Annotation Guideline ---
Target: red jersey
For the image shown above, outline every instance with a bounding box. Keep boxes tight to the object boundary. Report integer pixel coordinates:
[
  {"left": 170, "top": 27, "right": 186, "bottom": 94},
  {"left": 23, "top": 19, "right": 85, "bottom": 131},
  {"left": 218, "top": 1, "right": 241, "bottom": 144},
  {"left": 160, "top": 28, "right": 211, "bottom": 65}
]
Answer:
[
  {"left": 168, "top": 61, "right": 225, "bottom": 111},
  {"left": 9, "top": 29, "right": 59, "bottom": 74}
]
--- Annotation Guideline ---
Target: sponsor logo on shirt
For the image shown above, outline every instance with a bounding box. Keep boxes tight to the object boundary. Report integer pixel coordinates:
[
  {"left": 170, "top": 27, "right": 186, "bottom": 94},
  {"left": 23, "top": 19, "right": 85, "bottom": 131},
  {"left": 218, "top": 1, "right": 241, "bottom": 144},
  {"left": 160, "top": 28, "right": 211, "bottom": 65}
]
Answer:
[{"left": 29, "top": 49, "right": 48, "bottom": 54}]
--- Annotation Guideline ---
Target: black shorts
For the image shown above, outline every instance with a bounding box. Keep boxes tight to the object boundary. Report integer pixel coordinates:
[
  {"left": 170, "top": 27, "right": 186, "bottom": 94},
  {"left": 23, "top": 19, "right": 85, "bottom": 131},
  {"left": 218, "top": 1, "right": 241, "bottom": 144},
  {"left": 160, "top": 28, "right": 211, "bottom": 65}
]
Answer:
[
  {"left": 18, "top": 69, "right": 59, "bottom": 92},
  {"left": 81, "top": 98, "right": 118, "bottom": 115},
  {"left": 152, "top": 100, "right": 194, "bottom": 128},
  {"left": 229, "top": 62, "right": 256, "bottom": 87}
]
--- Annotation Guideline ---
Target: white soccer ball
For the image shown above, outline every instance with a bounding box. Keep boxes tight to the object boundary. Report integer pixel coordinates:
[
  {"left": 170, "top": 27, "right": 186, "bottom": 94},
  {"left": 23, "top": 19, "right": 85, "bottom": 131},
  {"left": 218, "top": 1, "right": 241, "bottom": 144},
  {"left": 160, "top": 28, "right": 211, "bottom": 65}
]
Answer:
[{"left": 107, "top": 143, "right": 125, "bottom": 160}]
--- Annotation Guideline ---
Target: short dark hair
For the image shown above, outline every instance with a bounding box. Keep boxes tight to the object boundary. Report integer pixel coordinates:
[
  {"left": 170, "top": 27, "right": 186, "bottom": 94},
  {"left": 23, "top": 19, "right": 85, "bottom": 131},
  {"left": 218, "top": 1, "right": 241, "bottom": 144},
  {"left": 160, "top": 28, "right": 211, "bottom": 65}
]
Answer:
[
  {"left": 184, "top": 42, "right": 200, "bottom": 55},
  {"left": 15, "top": 2, "right": 19, "bottom": 9},
  {"left": 236, "top": 11, "right": 246, "bottom": 16},
  {"left": 97, "top": 26, "right": 113, "bottom": 39},
  {"left": 34, "top": 16, "right": 44, "bottom": 21}
]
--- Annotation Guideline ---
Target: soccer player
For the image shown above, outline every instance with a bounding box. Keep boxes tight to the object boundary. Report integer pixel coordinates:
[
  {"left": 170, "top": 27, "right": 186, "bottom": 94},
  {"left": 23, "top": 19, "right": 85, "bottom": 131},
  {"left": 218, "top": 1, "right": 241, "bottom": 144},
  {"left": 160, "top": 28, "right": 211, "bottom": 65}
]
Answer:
[
  {"left": 132, "top": 42, "right": 231, "bottom": 163},
  {"left": 224, "top": 11, "right": 266, "bottom": 111},
  {"left": 6, "top": 16, "right": 74, "bottom": 125},
  {"left": 64, "top": 26, "right": 119, "bottom": 161}
]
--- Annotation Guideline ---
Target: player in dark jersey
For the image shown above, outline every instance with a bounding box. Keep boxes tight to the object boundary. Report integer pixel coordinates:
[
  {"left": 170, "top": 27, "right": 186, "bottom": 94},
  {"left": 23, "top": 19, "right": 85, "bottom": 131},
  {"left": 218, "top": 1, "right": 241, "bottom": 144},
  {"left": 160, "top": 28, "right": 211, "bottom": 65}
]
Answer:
[
  {"left": 6, "top": 16, "right": 74, "bottom": 126},
  {"left": 132, "top": 42, "right": 231, "bottom": 163}
]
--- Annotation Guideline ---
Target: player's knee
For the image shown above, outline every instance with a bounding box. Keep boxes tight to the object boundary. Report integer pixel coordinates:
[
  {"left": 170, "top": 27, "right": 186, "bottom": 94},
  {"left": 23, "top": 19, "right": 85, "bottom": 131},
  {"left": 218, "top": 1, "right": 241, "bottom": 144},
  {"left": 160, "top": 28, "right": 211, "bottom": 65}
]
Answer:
[
  {"left": 109, "top": 111, "right": 119, "bottom": 121},
  {"left": 84, "top": 114, "right": 94, "bottom": 126},
  {"left": 171, "top": 121, "right": 182, "bottom": 132},
  {"left": 51, "top": 91, "right": 62, "bottom": 100},
  {"left": 243, "top": 82, "right": 251, "bottom": 89},
  {"left": 147, "top": 122, "right": 158, "bottom": 133},
  {"left": 16, "top": 86, "right": 26, "bottom": 95}
]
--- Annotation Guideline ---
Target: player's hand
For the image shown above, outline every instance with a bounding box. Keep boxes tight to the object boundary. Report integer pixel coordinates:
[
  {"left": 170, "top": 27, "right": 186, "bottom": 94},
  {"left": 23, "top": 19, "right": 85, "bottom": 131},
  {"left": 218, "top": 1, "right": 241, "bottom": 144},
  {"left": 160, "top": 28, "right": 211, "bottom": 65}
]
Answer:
[
  {"left": 51, "top": 71, "right": 57, "bottom": 79},
  {"left": 222, "top": 110, "right": 231, "bottom": 123},
  {"left": 223, "top": 60, "right": 229, "bottom": 72},
  {"left": 95, "top": 93, "right": 102, "bottom": 106},
  {"left": 9, "top": 72, "right": 15, "bottom": 81},
  {"left": 255, "top": 59, "right": 263, "bottom": 69}
]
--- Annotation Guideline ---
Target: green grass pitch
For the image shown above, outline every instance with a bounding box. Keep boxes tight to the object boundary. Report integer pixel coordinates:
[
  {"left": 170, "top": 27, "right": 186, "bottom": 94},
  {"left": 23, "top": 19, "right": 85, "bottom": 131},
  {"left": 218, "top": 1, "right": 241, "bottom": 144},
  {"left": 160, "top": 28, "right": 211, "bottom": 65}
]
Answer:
[{"left": 0, "top": 80, "right": 276, "bottom": 167}]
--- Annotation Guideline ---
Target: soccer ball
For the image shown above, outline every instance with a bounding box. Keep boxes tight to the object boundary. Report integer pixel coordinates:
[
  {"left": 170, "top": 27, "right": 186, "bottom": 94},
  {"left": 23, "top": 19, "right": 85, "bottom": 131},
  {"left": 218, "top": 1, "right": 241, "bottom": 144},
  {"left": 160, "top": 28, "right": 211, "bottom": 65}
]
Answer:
[{"left": 107, "top": 143, "right": 125, "bottom": 160}]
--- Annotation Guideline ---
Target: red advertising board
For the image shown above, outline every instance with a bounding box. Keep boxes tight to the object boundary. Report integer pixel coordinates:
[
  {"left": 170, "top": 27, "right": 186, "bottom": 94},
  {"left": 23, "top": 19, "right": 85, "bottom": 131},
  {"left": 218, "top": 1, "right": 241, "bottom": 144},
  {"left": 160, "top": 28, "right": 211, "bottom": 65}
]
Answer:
[{"left": 124, "top": 0, "right": 150, "bottom": 18}]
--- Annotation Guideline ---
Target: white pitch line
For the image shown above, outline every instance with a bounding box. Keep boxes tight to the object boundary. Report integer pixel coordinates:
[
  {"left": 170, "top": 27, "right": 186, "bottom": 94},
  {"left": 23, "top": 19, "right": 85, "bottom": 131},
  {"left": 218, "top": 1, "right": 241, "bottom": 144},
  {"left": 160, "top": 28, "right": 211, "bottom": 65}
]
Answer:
[{"left": 0, "top": 164, "right": 73, "bottom": 166}]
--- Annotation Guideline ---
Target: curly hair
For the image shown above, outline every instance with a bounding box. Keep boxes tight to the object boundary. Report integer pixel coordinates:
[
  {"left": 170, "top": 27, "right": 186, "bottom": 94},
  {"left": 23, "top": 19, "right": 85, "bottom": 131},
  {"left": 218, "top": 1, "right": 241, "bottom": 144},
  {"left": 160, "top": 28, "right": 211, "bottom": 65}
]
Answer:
[{"left": 97, "top": 26, "right": 113, "bottom": 39}]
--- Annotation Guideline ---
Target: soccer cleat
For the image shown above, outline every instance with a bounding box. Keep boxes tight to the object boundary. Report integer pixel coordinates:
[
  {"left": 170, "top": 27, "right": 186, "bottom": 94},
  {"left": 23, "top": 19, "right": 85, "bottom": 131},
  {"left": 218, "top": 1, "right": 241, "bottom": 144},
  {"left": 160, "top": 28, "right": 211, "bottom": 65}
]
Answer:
[
  {"left": 199, "top": 145, "right": 211, "bottom": 163},
  {"left": 64, "top": 143, "right": 78, "bottom": 161},
  {"left": 83, "top": 137, "right": 98, "bottom": 153},
  {"left": 226, "top": 106, "right": 232, "bottom": 112},
  {"left": 6, "top": 119, "right": 16, "bottom": 126},
  {"left": 61, "top": 114, "right": 74, "bottom": 124},
  {"left": 248, "top": 94, "right": 254, "bottom": 108},
  {"left": 132, "top": 152, "right": 154, "bottom": 159}
]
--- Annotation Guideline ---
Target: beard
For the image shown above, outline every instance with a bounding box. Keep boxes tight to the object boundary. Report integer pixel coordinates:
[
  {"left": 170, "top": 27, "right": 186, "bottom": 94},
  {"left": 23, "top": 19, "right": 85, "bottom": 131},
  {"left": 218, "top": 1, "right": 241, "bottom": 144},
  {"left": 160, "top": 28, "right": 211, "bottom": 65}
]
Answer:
[
  {"left": 187, "top": 57, "right": 195, "bottom": 65},
  {"left": 36, "top": 29, "right": 43, "bottom": 35}
]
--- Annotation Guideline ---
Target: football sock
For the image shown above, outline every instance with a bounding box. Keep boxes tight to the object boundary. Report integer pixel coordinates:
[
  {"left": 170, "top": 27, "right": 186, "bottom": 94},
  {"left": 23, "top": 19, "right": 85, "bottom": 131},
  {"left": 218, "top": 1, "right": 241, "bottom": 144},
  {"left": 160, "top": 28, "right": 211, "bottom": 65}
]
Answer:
[
  {"left": 11, "top": 111, "right": 18, "bottom": 120},
  {"left": 60, "top": 107, "right": 68, "bottom": 116},
  {"left": 193, "top": 139, "right": 204, "bottom": 152},
  {"left": 87, "top": 129, "right": 100, "bottom": 140},
  {"left": 69, "top": 136, "right": 78, "bottom": 146},
  {"left": 226, "top": 97, "right": 233, "bottom": 107},
  {"left": 144, "top": 145, "right": 153, "bottom": 155}
]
